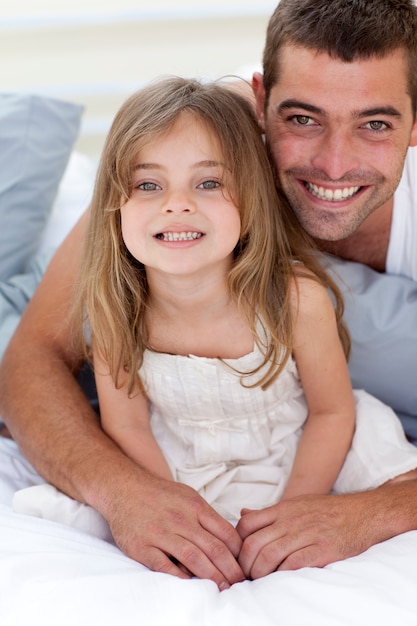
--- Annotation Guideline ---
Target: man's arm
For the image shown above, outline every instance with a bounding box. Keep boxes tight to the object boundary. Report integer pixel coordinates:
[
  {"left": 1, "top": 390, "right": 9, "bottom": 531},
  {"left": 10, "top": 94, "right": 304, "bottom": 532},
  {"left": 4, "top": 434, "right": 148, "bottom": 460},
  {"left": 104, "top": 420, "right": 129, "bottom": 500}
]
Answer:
[{"left": 0, "top": 213, "right": 244, "bottom": 589}]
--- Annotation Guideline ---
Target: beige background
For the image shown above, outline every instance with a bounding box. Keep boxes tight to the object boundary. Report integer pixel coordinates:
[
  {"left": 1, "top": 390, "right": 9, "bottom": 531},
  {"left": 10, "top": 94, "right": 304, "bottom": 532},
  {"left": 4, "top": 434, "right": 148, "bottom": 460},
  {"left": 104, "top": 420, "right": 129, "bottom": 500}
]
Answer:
[{"left": 1, "top": 1, "right": 276, "bottom": 158}]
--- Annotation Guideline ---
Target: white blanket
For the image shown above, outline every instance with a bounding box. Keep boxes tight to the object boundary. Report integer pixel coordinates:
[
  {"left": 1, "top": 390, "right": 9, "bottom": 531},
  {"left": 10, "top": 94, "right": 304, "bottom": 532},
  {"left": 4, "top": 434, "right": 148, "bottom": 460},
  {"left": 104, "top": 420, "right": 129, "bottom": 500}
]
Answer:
[{"left": 1, "top": 438, "right": 417, "bottom": 625}]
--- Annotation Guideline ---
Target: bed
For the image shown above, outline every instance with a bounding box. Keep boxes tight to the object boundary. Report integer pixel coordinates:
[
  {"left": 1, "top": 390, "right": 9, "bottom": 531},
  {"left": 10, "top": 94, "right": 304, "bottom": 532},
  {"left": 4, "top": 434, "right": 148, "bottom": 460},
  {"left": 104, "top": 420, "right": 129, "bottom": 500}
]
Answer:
[{"left": 1, "top": 93, "right": 417, "bottom": 626}]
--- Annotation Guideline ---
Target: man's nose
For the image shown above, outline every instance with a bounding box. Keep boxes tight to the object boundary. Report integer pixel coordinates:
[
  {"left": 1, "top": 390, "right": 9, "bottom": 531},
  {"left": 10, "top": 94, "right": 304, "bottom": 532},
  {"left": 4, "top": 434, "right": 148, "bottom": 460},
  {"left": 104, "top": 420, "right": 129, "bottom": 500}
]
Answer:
[{"left": 311, "top": 130, "right": 361, "bottom": 181}]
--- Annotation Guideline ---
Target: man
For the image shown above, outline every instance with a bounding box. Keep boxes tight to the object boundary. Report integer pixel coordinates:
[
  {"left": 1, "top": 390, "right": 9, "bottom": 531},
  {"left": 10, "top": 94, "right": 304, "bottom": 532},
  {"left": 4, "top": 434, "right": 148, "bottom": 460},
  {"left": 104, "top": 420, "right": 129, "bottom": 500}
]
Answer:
[
  {"left": 0, "top": 0, "right": 417, "bottom": 588},
  {"left": 253, "top": 0, "right": 417, "bottom": 433}
]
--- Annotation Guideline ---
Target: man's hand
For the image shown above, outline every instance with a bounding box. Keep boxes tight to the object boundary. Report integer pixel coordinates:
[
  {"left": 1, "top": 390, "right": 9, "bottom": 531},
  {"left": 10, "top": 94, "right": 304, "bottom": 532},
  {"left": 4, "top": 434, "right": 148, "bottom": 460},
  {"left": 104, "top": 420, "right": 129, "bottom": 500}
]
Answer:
[
  {"left": 236, "top": 482, "right": 417, "bottom": 580},
  {"left": 100, "top": 471, "right": 245, "bottom": 590}
]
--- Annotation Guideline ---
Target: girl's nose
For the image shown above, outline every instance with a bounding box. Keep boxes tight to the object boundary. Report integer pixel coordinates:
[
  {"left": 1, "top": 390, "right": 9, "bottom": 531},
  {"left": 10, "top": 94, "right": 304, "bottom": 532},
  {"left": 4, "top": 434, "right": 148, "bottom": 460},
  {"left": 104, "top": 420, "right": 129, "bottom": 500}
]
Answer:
[{"left": 162, "top": 191, "right": 195, "bottom": 214}]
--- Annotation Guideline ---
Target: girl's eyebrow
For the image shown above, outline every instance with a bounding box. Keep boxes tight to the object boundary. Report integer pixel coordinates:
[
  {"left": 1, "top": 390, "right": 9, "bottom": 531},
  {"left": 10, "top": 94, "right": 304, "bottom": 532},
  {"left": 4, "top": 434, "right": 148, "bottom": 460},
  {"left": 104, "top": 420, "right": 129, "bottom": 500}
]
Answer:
[
  {"left": 133, "top": 160, "right": 225, "bottom": 171},
  {"left": 192, "top": 160, "right": 225, "bottom": 169},
  {"left": 133, "top": 163, "right": 161, "bottom": 171}
]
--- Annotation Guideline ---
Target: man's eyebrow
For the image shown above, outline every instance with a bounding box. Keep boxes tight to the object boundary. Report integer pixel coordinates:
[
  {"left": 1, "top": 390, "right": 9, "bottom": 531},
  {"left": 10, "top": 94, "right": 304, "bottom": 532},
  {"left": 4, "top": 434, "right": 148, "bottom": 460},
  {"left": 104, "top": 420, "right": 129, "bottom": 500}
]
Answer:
[
  {"left": 275, "top": 99, "right": 324, "bottom": 116},
  {"left": 275, "top": 100, "right": 402, "bottom": 119},
  {"left": 356, "top": 106, "right": 402, "bottom": 119}
]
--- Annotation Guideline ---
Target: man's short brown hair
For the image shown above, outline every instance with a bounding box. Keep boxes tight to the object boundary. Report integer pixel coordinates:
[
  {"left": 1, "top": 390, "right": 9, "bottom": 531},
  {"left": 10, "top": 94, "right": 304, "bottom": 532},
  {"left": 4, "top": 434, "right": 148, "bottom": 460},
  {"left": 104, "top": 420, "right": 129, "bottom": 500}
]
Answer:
[{"left": 263, "top": 0, "right": 417, "bottom": 113}]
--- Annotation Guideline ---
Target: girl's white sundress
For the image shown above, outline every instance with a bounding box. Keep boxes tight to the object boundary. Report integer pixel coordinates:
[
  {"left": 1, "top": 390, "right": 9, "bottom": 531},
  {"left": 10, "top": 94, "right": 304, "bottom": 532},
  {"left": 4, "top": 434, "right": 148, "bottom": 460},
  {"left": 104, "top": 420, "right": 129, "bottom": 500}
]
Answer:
[{"left": 141, "top": 345, "right": 417, "bottom": 522}]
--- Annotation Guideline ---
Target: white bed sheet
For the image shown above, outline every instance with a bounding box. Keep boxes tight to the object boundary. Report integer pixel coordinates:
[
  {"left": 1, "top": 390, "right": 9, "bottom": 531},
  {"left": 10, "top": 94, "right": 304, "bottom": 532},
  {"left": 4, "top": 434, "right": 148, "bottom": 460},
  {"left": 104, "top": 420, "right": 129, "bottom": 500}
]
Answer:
[{"left": 1, "top": 438, "right": 417, "bottom": 626}]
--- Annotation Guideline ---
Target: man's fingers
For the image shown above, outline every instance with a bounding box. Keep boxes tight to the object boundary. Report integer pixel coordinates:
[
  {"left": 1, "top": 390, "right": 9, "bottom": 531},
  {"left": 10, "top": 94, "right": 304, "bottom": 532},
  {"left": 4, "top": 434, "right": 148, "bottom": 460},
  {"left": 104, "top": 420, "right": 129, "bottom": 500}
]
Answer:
[
  {"left": 201, "top": 509, "right": 243, "bottom": 559},
  {"left": 277, "top": 544, "right": 332, "bottom": 571},
  {"left": 236, "top": 506, "right": 277, "bottom": 541},
  {"left": 173, "top": 512, "right": 245, "bottom": 585},
  {"left": 237, "top": 500, "right": 330, "bottom": 578},
  {"left": 192, "top": 525, "right": 245, "bottom": 585},
  {"left": 239, "top": 529, "right": 319, "bottom": 579},
  {"left": 245, "top": 540, "right": 332, "bottom": 580},
  {"left": 141, "top": 531, "right": 243, "bottom": 590},
  {"left": 238, "top": 524, "right": 284, "bottom": 578},
  {"left": 139, "top": 546, "right": 193, "bottom": 580}
]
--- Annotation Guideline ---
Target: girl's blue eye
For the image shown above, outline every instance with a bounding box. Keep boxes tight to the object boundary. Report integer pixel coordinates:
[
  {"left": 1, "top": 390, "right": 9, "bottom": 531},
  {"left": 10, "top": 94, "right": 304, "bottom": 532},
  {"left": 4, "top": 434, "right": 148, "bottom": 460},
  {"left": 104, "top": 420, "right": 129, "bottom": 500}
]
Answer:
[
  {"left": 198, "top": 180, "right": 220, "bottom": 190},
  {"left": 138, "top": 182, "right": 160, "bottom": 191}
]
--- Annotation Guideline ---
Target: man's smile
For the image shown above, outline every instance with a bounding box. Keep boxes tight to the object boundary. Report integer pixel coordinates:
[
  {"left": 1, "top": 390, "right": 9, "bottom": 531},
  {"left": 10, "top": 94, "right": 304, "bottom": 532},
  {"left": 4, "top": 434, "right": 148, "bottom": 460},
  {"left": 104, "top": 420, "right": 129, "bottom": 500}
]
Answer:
[{"left": 304, "top": 182, "right": 362, "bottom": 202}]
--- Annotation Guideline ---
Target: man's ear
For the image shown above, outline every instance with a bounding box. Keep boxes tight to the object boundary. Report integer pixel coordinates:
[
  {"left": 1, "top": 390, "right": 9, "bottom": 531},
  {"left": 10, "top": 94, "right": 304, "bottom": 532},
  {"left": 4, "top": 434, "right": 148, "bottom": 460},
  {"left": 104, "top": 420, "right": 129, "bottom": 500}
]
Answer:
[
  {"left": 410, "top": 112, "right": 417, "bottom": 147},
  {"left": 252, "top": 72, "right": 266, "bottom": 131}
]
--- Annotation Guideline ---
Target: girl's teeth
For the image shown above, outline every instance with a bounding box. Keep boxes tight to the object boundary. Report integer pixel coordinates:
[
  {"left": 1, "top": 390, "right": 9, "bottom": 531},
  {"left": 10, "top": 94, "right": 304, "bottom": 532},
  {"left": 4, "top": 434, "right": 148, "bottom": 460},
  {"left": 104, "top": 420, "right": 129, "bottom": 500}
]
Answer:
[{"left": 159, "top": 231, "right": 202, "bottom": 241}]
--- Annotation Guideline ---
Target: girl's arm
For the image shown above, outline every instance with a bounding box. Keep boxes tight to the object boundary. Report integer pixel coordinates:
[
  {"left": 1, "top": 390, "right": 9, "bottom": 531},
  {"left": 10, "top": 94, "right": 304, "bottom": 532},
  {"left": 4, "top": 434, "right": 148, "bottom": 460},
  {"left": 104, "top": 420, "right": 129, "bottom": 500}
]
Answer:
[
  {"left": 282, "top": 274, "right": 356, "bottom": 500},
  {"left": 94, "top": 350, "right": 173, "bottom": 481}
]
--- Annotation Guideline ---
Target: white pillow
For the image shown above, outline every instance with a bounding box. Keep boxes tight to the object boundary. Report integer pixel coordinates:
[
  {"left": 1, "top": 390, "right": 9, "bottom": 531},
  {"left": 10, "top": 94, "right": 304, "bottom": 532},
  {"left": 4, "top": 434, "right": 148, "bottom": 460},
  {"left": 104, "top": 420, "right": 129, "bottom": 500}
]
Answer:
[{"left": 38, "top": 151, "right": 97, "bottom": 254}]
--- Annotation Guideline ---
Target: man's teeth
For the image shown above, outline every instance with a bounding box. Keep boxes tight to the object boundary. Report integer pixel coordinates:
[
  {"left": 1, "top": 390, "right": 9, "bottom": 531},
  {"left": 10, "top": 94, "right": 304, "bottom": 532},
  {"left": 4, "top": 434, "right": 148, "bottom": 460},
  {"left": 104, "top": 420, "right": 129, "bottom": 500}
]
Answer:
[
  {"left": 306, "top": 182, "right": 360, "bottom": 201},
  {"left": 158, "top": 231, "right": 203, "bottom": 241}
]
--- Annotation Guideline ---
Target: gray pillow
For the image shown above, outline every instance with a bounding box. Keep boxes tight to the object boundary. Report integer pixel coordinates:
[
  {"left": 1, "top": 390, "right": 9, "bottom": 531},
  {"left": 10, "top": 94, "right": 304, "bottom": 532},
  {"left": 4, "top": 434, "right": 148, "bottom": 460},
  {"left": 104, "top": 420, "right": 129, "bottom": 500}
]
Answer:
[
  {"left": 0, "top": 251, "right": 52, "bottom": 361},
  {"left": 0, "top": 93, "right": 83, "bottom": 281},
  {"left": 326, "top": 256, "right": 417, "bottom": 433}
]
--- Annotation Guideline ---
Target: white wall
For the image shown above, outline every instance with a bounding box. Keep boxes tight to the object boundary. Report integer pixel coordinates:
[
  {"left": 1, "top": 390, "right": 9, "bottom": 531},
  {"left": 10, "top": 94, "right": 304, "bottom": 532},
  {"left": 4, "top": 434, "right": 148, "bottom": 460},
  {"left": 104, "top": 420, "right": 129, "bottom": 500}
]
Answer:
[{"left": 1, "top": 2, "right": 276, "bottom": 157}]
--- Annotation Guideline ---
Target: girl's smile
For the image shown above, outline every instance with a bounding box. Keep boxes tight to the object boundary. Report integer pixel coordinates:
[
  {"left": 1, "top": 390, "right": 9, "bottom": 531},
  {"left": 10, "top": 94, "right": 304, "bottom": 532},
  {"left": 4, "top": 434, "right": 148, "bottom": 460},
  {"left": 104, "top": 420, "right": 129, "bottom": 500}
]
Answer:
[{"left": 155, "top": 230, "right": 203, "bottom": 242}]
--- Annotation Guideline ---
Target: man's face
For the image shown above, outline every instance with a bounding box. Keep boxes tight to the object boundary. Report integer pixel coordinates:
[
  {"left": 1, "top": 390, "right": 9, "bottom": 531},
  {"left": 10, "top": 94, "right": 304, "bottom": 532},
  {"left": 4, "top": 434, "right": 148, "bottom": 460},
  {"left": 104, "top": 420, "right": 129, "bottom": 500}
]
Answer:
[{"left": 253, "top": 44, "right": 417, "bottom": 242}]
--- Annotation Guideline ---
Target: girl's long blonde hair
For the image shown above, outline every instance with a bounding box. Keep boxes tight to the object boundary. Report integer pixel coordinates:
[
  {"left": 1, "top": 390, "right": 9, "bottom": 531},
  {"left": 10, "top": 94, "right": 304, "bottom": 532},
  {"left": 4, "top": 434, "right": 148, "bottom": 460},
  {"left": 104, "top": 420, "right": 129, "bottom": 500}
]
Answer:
[{"left": 74, "top": 76, "right": 349, "bottom": 393}]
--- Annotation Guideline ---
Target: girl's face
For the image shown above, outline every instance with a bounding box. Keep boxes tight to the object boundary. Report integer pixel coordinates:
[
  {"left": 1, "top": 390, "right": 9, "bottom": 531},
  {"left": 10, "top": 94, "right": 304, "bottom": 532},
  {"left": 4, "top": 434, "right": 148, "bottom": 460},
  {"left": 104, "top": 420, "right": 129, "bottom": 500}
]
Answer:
[{"left": 120, "top": 112, "right": 241, "bottom": 281}]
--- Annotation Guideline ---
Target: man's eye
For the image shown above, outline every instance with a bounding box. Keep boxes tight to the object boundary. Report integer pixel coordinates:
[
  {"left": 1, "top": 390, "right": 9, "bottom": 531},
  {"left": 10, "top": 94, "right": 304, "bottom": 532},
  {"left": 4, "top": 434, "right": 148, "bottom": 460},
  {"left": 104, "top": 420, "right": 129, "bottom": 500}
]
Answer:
[
  {"left": 366, "top": 120, "right": 388, "bottom": 132},
  {"left": 293, "top": 115, "right": 313, "bottom": 126},
  {"left": 137, "top": 182, "right": 160, "bottom": 191},
  {"left": 198, "top": 180, "right": 220, "bottom": 190}
]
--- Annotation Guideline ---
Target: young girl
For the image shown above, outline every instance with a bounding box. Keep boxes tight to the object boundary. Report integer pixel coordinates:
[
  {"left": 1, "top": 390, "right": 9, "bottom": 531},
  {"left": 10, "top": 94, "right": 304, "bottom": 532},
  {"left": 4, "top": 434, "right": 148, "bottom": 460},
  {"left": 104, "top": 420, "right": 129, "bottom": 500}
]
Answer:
[
  {"left": 13, "top": 77, "right": 417, "bottom": 566},
  {"left": 73, "top": 76, "right": 417, "bottom": 524}
]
